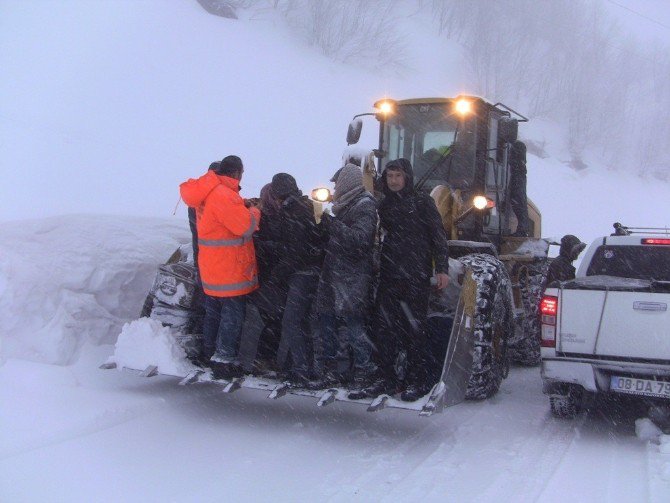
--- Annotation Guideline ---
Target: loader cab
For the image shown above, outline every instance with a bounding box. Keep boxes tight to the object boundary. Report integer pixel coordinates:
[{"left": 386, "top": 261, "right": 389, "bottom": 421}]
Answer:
[{"left": 347, "top": 96, "right": 532, "bottom": 251}]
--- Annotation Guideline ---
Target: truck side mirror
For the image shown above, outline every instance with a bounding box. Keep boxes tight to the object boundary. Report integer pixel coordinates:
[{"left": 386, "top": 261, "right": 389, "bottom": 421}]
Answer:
[
  {"left": 498, "top": 117, "right": 518, "bottom": 143},
  {"left": 347, "top": 118, "right": 363, "bottom": 145}
]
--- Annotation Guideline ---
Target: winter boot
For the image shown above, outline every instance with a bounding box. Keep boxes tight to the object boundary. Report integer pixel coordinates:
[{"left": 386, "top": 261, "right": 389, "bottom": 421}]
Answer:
[
  {"left": 190, "top": 352, "right": 213, "bottom": 369},
  {"left": 400, "top": 382, "right": 433, "bottom": 402},
  {"left": 305, "top": 370, "right": 341, "bottom": 390},
  {"left": 251, "top": 358, "right": 279, "bottom": 377},
  {"left": 210, "top": 361, "right": 244, "bottom": 380},
  {"left": 348, "top": 375, "right": 395, "bottom": 400},
  {"left": 286, "top": 368, "right": 312, "bottom": 388}
]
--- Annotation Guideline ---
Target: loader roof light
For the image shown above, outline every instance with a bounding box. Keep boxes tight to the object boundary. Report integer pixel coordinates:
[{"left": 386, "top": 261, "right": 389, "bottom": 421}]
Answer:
[
  {"left": 311, "top": 187, "right": 332, "bottom": 203},
  {"left": 455, "top": 98, "right": 472, "bottom": 116},
  {"left": 642, "top": 238, "right": 670, "bottom": 245},
  {"left": 377, "top": 100, "right": 394, "bottom": 115},
  {"left": 472, "top": 195, "right": 495, "bottom": 210}
]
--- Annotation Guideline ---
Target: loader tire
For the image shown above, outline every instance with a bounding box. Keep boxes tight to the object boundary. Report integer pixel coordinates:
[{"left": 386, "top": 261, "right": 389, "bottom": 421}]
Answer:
[
  {"left": 459, "top": 254, "right": 514, "bottom": 400},
  {"left": 510, "top": 260, "right": 549, "bottom": 366}
]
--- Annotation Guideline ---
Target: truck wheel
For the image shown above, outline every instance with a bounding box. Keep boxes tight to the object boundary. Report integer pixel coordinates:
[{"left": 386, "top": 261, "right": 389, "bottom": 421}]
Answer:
[
  {"left": 510, "top": 260, "right": 549, "bottom": 366},
  {"left": 549, "top": 384, "right": 583, "bottom": 418},
  {"left": 459, "top": 253, "right": 514, "bottom": 400}
]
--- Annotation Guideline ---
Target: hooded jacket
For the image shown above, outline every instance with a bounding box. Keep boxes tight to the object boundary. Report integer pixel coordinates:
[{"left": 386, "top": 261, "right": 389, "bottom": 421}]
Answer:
[
  {"left": 180, "top": 170, "right": 260, "bottom": 297},
  {"left": 545, "top": 235, "right": 586, "bottom": 286},
  {"left": 378, "top": 158, "right": 450, "bottom": 281}
]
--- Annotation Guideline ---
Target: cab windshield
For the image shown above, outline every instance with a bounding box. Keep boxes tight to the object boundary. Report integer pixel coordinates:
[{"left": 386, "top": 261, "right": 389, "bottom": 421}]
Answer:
[{"left": 383, "top": 103, "right": 476, "bottom": 192}]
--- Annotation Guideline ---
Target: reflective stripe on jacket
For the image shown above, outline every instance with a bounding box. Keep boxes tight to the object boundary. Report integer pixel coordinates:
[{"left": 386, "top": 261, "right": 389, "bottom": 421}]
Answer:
[{"left": 180, "top": 171, "right": 260, "bottom": 297}]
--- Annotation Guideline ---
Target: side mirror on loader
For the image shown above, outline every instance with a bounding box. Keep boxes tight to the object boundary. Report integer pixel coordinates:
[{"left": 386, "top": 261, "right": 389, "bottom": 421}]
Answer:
[
  {"left": 347, "top": 118, "right": 363, "bottom": 145},
  {"left": 498, "top": 117, "right": 518, "bottom": 144}
]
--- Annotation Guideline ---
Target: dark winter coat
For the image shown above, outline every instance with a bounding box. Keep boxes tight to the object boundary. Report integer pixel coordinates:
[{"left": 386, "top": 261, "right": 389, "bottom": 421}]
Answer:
[
  {"left": 316, "top": 191, "right": 377, "bottom": 316},
  {"left": 253, "top": 194, "right": 324, "bottom": 318},
  {"left": 378, "top": 158, "right": 450, "bottom": 282},
  {"left": 253, "top": 189, "right": 283, "bottom": 285},
  {"left": 545, "top": 235, "right": 585, "bottom": 286}
]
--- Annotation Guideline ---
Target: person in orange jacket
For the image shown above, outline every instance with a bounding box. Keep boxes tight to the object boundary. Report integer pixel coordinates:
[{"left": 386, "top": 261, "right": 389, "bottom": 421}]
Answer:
[{"left": 180, "top": 155, "right": 260, "bottom": 378}]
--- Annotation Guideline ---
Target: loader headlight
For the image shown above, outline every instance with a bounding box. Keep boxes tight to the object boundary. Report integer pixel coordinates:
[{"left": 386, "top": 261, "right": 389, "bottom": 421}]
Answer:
[
  {"left": 473, "top": 195, "right": 488, "bottom": 210},
  {"left": 455, "top": 98, "right": 472, "bottom": 116},
  {"left": 472, "top": 195, "right": 495, "bottom": 210},
  {"left": 311, "top": 187, "right": 332, "bottom": 203}
]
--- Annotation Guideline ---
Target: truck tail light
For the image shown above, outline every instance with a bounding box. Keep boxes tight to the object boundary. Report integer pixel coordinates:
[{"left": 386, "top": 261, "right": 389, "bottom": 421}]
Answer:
[
  {"left": 540, "top": 295, "right": 558, "bottom": 348},
  {"left": 642, "top": 238, "right": 670, "bottom": 245}
]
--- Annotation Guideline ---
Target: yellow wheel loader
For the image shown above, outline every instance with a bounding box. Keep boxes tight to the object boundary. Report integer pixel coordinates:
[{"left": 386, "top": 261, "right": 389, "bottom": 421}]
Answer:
[{"left": 105, "top": 96, "right": 550, "bottom": 415}]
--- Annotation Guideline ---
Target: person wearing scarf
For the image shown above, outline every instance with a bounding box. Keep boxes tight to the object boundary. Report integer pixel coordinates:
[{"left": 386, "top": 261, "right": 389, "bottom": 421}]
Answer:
[{"left": 314, "top": 164, "right": 378, "bottom": 391}]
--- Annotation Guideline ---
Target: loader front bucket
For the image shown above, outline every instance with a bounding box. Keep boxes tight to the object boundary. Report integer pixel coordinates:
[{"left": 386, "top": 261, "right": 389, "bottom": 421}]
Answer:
[
  {"left": 420, "top": 270, "right": 476, "bottom": 415},
  {"left": 107, "top": 252, "right": 478, "bottom": 416}
]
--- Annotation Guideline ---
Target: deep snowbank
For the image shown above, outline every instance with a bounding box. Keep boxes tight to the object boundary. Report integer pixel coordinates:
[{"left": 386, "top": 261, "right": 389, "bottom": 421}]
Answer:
[{"left": 0, "top": 215, "right": 188, "bottom": 365}]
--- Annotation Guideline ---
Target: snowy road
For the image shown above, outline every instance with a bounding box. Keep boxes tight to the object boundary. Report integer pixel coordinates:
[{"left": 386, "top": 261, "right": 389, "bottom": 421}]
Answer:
[{"left": 2, "top": 347, "right": 668, "bottom": 502}]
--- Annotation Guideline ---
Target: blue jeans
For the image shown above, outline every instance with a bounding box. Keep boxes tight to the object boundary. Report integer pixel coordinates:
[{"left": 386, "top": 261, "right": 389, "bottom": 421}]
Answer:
[
  {"left": 318, "top": 314, "right": 376, "bottom": 375},
  {"left": 203, "top": 294, "right": 247, "bottom": 363}
]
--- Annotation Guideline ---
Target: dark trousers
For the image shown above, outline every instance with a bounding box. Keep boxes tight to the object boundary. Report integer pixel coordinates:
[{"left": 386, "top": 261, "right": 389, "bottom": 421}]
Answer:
[
  {"left": 425, "top": 315, "right": 454, "bottom": 385},
  {"left": 318, "top": 314, "right": 376, "bottom": 377},
  {"left": 374, "top": 278, "right": 437, "bottom": 386},
  {"left": 250, "top": 278, "right": 287, "bottom": 364},
  {"left": 202, "top": 294, "right": 247, "bottom": 362},
  {"left": 282, "top": 272, "right": 319, "bottom": 374}
]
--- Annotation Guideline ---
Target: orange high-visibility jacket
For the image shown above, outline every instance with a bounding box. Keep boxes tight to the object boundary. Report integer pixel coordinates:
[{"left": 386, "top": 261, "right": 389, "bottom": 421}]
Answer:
[{"left": 179, "top": 171, "right": 260, "bottom": 297}]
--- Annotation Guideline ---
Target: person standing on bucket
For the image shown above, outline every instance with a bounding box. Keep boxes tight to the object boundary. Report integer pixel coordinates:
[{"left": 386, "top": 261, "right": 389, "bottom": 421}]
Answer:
[
  {"left": 373, "top": 157, "right": 450, "bottom": 402},
  {"left": 179, "top": 155, "right": 260, "bottom": 379},
  {"left": 314, "top": 163, "right": 378, "bottom": 392}
]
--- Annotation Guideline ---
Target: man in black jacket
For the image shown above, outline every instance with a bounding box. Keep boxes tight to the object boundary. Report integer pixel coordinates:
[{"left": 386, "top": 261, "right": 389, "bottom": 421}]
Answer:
[
  {"left": 253, "top": 173, "right": 324, "bottom": 381},
  {"left": 373, "top": 158, "right": 451, "bottom": 402}
]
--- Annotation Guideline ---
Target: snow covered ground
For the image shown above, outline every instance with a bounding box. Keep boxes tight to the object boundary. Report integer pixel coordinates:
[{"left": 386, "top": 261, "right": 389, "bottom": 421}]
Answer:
[
  {"left": 1, "top": 214, "right": 669, "bottom": 502},
  {"left": 2, "top": 347, "right": 669, "bottom": 502}
]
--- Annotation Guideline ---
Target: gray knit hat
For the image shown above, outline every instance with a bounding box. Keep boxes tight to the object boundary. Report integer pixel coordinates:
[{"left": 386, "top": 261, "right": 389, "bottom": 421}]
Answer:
[{"left": 333, "top": 163, "right": 363, "bottom": 202}]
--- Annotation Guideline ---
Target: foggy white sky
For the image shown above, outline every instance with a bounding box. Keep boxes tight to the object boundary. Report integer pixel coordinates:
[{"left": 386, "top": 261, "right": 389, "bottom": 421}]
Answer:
[
  {"left": 1, "top": 0, "right": 669, "bottom": 232},
  {"left": 608, "top": 0, "right": 670, "bottom": 46}
]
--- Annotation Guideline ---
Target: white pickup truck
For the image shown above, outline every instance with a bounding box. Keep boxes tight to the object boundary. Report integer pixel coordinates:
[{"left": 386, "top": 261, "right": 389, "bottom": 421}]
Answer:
[{"left": 540, "top": 225, "right": 670, "bottom": 418}]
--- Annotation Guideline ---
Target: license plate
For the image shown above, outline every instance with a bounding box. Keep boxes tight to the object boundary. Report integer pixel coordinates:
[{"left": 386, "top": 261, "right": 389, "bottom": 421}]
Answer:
[{"left": 609, "top": 376, "right": 670, "bottom": 399}]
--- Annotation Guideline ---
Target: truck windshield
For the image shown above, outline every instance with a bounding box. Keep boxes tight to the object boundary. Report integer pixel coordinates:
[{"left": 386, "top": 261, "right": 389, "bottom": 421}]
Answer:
[
  {"left": 586, "top": 245, "right": 670, "bottom": 281},
  {"left": 383, "top": 103, "right": 475, "bottom": 192}
]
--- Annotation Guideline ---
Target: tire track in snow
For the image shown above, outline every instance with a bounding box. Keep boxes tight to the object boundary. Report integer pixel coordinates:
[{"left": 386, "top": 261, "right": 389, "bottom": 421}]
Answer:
[
  {"left": 0, "top": 384, "right": 221, "bottom": 460},
  {"left": 321, "top": 401, "right": 489, "bottom": 501},
  {"left": 471, "top": 413, "right": 586, "bottom": 502}
]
